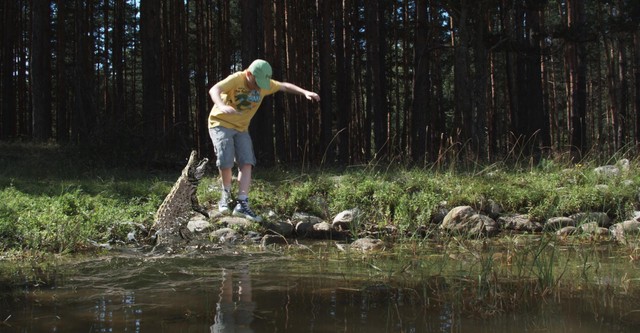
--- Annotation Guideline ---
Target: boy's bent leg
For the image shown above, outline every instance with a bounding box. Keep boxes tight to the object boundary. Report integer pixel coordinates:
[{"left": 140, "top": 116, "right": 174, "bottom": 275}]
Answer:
[
  {"left": 233, "top": 164, "right": 262, "bottom": 222},
  {"left": 237, "top": 164, "right": 252, "bottom": 198},
  {"left": 220, "top": 168, "right": 233, "bottom": 189},
  {"left": 218, "top": 168, "right": 233, "bottom": 215},
  {"left": 232, "top": 131, "right": 261, "bottom": 222}
]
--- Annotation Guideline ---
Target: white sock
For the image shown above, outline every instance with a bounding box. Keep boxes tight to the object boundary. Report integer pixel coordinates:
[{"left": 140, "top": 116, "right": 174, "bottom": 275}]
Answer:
[{"left": 221, "top": 187, "right": 231, "bottom": 199}]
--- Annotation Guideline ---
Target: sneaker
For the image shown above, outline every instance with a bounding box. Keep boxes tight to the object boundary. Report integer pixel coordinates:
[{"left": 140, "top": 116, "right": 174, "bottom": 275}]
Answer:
[
  {"left": 218, "top": 190, "right": 231, "bottom": 215},
  {"left": 232, "top": 199, "right": 263, "bottom": 222}
]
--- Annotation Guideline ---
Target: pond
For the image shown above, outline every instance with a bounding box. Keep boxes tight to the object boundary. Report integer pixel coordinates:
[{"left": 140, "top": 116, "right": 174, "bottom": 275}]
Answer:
[{"left": 1, "top": 240, "right": 639, "bottom": 332}]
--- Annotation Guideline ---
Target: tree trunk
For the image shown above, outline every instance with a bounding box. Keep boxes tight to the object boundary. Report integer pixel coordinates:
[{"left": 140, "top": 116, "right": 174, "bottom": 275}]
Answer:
[
  {"left": 102, "top": 0, "right": 111, "bottom": 124},
  {"left": 604, "top": 5, "right": 630, "bottom": 152},
  {"left": 635, "top": 29, "right": 640, "bottom": 146},
  {"left": 273, "top": 0, "right": 287, "bottom": 163},
  {"left": 411, "top": 0, "right": 429, "bottom": 163},
  {"left": 334, "top": 0, "right": 351, "bottom": 164},
  {"left": 73, "top": 0, "right": 96, "bottom": 143},
  {"left": 31, "top": 0, "right": 53, "bottom": 141},
  {"left": 55, "top": 0, "right": 70, "bottom": 142},
  {"left": 365, "top": 0, "right": 388, "bottom": 158},
  {"left": 1, "top": 0, "right": 18, "bottom": 139},
  {"left": 286, "top": 0, "right": 301, "bottom": 162},
  {"left": 567, "top": 0, "right": 588, "bottom": 160},
  {"left": 113, "top": 0, "right": 126, "bottom": 132},
  {"left": 318, "top": 0, "right": 334, "bottom": 163},
  {"left": 471, "top": 6, "right": 488, "bottom": 162},
  {"left": 140, "top": 0, "right": 164, "bottom": 155},
  {"left": 194, "top": 0, "right": 208, "bottom": 155},
  {"left": 518, "top": 0, "right": 547, "bottom": 158},
  {"left": 260, "top": 0, "right": 275, "bottom": 165},
  {"left": 171, "top": 0, "right": 190, "bottom": 155},
  {"left": 452, "top": 0, "right": 472, "bottom": 156}
]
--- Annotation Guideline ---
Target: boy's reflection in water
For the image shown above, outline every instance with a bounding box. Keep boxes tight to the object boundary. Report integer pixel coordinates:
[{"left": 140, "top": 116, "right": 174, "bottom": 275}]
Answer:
[{"left": 211, "top": 267, "right": 255, "bottom": 333}]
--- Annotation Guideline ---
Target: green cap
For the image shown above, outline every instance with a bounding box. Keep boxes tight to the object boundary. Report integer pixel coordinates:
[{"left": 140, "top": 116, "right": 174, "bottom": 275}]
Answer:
[{"left": 248, "top": 59, "right": 272, "bottom": 90}]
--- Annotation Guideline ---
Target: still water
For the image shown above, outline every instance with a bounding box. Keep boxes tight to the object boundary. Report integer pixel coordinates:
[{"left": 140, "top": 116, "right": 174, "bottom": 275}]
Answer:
[{"left": 1, "top": 245, "right": 639, "bottom": 333}]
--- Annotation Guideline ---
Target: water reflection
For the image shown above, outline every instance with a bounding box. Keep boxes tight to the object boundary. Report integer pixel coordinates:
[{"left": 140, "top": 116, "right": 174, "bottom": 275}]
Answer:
[
  {"left": 211, "top": 267, "right": 255, "bottom": 333},
  {"left": 0, "top": 254, "right": 638, "bottom": 332}
]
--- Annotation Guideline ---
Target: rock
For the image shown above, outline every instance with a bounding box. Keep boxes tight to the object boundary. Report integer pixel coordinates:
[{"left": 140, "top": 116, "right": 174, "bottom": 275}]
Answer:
[
  {"left": 264, "top": 220, "right": 294, "bottom": 237},
  {"left": 218, "top": 216, "right": 254, "bottom": 231},
  {"left": 351, "top": 237, "right": 386, "bottom": 252},
  {"left": 593, "top": 158, "right": 630, "bottom": 177},
  {"left": 442, "top": 205, "right": 475, "bottom": 222},
  {"left": 317, "top": 222, "right": 349, "bottom": 239},
  {"left": 292, "top": 212, "right": 324, "bottom": 224},
  {"left": 544, "top": 217, "right": 575, "bottom": 231},
  {"left": 332, "top": 208, "right": 361, "bottom": 231},
  {"left": 295, "top": 219, "right": 321, "bottom": 238},
  {"left": 594, "top": 165, "right": 619, "bottom": 177},
  {"left": 556, "top": 226, "right": 578, "bottom": 236},
  {"left": 579, "top": 222, "right": 600, "bottom": 234},
  {"left": 187, "top": 219, "right": 212, "bottom": 233},
  {"left": 579, "top": 223, "right": 610, "bottom": 240},
  {"left": 570, "top": 212, "right": 611, "bottom": 228},
  {"left": 292, "top": 212, "right": 323, "bottom": 237},
  {"left": 497, "top": 214, "right": 543, "bottom": 232},
  {"left": 210, "top": 228, "right": 239, "bottom": 244},
  {"left": 439, "top": 206, "right": 499, "bottom": 237},
  {"left": 313, "top": 221, "right": 332, "bottom": 233},
  {"left": 610, "top": 220, "right": 640, "bottom": 243},
  {"left": 292, "top": 212, "right": 350, "bottom": 239},
  {"left": 592, "top": 227, "right": 610, "bottom": 238},
  {"left": 261, "top": 234, "right": 288, "bottom": 247}
]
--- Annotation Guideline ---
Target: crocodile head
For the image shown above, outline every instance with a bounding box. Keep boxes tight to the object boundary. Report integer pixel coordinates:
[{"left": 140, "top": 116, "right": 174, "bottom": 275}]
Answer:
[
  {"left": 192, "top": 157, "right": 209, "bottom": 180},
  {"left": 184, "top": 150, "right": 209, "bottom": 181}
]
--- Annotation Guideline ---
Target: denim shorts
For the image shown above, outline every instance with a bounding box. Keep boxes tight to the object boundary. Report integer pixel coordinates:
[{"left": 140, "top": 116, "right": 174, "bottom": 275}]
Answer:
[{"left": 209, "top": 126, "right": 256, "bottom": 168}]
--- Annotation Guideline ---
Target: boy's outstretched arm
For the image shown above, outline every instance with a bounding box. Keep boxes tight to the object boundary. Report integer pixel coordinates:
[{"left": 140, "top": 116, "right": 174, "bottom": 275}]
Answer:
[{"left": 279, "top": 82, "right": 321, "bottom": 102}]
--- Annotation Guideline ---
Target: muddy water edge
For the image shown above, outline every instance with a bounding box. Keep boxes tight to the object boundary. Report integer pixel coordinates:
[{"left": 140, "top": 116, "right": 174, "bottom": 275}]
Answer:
[{"left": 1, "top": 237, "right": 640, "bottom": 333}]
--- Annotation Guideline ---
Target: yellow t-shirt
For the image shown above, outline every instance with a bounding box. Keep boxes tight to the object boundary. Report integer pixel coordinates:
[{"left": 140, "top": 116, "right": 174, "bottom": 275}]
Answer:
[{"left": 208, "top": 71, "right": 281, "bottom": 131}]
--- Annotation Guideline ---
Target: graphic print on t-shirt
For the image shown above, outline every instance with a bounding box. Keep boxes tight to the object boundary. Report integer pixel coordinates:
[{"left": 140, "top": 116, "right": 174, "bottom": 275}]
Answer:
[{"left": 235, "top": 89, "right": 261, "bottom": 112}]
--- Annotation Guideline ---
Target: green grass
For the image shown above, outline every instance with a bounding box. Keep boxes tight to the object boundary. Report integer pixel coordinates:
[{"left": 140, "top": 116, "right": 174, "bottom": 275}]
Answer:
[
  {"left": 0, "top": 142, "right": 172, "bottom": 253},
  {"left": 2, "top": 142, "right": 640, "bottom": 253}
]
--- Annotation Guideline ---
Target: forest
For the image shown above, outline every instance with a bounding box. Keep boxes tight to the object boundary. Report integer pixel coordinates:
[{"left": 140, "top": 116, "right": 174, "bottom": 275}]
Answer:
[{"left": 0, "top": 0, "right": 639, "bottom": 167}]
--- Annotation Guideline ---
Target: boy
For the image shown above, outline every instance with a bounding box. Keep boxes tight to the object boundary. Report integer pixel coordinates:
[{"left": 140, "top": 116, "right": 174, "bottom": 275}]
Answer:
[{"left": 208, "top": 59, "right": 320, "bottom": 222}]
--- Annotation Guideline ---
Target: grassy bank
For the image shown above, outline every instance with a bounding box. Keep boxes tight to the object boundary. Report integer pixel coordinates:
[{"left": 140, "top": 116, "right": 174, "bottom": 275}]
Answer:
[
  {"left": 2, "top": 142, "right": 640, "bottom": 324},
  {"left": 1, "top": 142, "right": 639, "bottom": 254}
]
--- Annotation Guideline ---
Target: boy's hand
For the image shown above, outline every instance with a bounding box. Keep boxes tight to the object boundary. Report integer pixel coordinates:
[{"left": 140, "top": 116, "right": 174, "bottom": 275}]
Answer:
[
  {"left": 305, "top": 91, "right": 320, "bottom": 102},
  {"left": 217, "top": 105, "right": 240, "bottom": 114}
]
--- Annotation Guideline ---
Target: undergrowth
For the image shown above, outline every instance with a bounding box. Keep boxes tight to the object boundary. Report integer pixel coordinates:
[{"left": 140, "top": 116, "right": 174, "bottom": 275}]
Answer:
[{"left": 1, "top": 142, "right": 639, "bottom": 253}]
